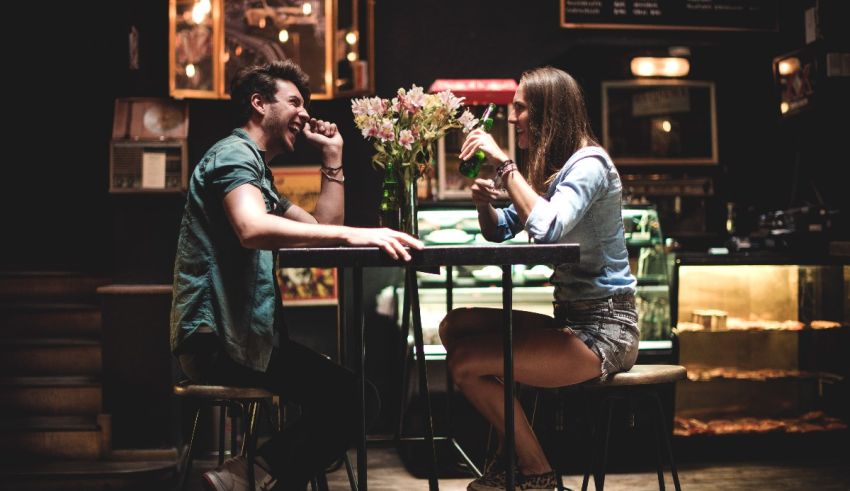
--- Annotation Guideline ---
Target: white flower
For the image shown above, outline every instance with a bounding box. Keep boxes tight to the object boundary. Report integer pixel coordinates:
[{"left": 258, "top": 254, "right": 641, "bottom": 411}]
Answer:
[
  {"left": 458, "top": 110, "right": 479, "bottom": 133},
  {"left": 437, "top": 90, "right": 464, "bottom": 111}
]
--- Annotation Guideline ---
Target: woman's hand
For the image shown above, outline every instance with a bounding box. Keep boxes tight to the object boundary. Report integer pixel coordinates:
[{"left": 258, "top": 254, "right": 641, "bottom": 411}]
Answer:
[
  {"left": 459, "top": 128, "right": 509, "bottom": 163},
  {"left": 470, "top": 178, "right": 501, "bottom": 206}
]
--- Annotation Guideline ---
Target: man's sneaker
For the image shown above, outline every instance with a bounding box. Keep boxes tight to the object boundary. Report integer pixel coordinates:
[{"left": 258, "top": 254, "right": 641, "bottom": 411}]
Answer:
[{"left": 202, "top": 456, "right": 277, "bottom": 491}]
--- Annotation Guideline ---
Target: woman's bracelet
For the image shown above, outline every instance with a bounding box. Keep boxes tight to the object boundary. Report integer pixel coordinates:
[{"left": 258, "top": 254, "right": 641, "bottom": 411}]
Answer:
[
  {"left": 320, "top": 166, "right": 345, "bottom": 183},
  {"left": 496, "top": 159, "right": 518, "bottom": 180}
]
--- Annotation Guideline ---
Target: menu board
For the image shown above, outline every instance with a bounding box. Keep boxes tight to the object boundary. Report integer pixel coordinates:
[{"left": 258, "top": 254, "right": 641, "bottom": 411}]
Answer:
[{"left": 561, "top": 0, "right": 778, "bottom": 31}]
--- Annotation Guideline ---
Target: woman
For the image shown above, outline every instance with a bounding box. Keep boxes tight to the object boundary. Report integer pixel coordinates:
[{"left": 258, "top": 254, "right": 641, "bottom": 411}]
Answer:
[{"left": 439, "top": 66, "right": 638, "bottom": 491}]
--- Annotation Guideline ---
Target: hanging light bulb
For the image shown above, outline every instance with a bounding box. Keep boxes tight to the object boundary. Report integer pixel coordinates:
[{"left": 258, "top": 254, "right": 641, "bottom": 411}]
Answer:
[
  {"left": 302, "top": 2, "right": 312, "bottom": 15},
  {"left": 186, "top": 63, "right": 196, "bottom": 78},
  {"left": 278, "top": 29, "right": 290, "bottom": 43},
  {"left": 345, "top": 31, "right": 358, "bottom": 45}
]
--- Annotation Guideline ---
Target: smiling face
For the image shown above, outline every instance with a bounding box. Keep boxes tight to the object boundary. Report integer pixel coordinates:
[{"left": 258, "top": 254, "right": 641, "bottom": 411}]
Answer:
[
  {"left": 263, "top": 79, "right": 309, "bottom": 152},
  {"left": 508, "top": 85, "right": 530, "bottom": 150}
]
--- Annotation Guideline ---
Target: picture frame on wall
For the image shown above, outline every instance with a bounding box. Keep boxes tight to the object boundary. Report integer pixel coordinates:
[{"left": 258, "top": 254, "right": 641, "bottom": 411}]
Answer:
[
  {"left": 271, "top": 165, "right": 322, "bottom": 213},
  {"left": 602, "top": 79, "right": 718, "bottom": 166},
  {"left": 276, "top": 267, "right": 338, "bottom": 306},
  {"left": 271, "top": 165, "right": 338, "bottom": 306}
]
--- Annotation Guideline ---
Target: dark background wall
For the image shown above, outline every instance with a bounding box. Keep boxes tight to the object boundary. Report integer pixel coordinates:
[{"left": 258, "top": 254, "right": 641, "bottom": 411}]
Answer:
[{"left": 3, "top": 0, "right": 846, "bottom": 281}]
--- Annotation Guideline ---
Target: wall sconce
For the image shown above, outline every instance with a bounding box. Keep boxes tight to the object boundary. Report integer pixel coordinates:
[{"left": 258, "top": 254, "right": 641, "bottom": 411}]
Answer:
[{"left": 631, "top": 57, "right": 690, "bottom": 78}]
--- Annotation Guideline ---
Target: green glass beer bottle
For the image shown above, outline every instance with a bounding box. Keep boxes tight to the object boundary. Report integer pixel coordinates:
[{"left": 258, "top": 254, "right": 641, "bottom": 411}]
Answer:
[
  {"left": 458, "top": 103, "right": 497, "bottom": 178},
  {"left": 378, "top": 161, "right": 401, "bottom": 230}
]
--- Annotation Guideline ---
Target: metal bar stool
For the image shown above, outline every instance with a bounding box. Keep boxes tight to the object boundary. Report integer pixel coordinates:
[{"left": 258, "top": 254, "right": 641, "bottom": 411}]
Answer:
[
  {"left": 174, "top": 381, "right": 358, "bottom": 491},
  {"left": 545, "top": 364, "right": 687, "bottom": 491}
]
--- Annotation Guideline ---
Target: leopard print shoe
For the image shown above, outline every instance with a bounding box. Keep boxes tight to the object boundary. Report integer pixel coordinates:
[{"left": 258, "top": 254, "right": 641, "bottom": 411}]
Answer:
[
  {"left": 466, "top": 457, "right": 507, "bottom": 491},
  {"left": 518, "top": 470, "right": 557, "bottom": 491}
]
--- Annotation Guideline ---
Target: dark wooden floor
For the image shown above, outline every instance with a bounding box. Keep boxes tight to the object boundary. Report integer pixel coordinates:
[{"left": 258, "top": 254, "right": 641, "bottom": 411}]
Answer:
[{"left": 184, "top": 446, "right": 850, "bottom": 491}]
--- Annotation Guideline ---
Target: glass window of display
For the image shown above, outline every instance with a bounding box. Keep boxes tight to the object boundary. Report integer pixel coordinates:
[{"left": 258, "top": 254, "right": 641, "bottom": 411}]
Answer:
[{"left": 169, "top": 0, "right": 374, "bottom": 100}]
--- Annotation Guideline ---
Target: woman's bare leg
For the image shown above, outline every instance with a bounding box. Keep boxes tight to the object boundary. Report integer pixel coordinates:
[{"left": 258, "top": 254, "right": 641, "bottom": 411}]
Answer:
[{"left": 440, "top": 308, "right": 602, "bottom": 475}]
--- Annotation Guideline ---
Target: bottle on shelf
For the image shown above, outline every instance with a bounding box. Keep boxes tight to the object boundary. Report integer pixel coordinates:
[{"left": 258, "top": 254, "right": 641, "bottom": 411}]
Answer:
[
  {"left": 458, "top": 103, "right": 497, "bottom": 178},
  {"left": 378, "top": 161, "right": 401, "bottom": 230}
]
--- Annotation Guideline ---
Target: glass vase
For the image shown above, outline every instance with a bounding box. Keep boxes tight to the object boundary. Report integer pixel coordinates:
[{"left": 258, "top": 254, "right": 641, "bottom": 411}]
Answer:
[
  {"left": 378, "top": 159, "right": 418, "bottom": 237},
  {"left": 399, "top": 171, "right": 418, "bottom": 237}
]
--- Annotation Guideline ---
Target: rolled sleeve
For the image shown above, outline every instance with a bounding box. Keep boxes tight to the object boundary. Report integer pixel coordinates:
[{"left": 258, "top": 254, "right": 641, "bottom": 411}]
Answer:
[
  {"left": 494, "top": 203, "right": 523, "bottom": 241},
  {"left": 207, "top": 149, "right": 264, "bottom": 201},
  {"left": 524, "top": 156, "right": 608, "bottom": 243}
]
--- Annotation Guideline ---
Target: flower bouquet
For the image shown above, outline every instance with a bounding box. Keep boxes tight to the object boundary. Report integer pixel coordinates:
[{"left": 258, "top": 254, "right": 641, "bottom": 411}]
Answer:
[{"left": 351, "top": 85, "right": 478, "bottom": 233}]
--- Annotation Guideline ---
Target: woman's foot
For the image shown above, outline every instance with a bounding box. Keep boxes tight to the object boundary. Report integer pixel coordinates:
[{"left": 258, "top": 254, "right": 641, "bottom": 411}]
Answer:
[{"left": 467, "top": 465, "right": 557, "bottom": 491}]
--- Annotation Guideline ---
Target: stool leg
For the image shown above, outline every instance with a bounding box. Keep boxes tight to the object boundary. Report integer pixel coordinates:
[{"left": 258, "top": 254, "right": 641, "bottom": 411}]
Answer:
[
  {"left": 596, "top": 397, "right": 614, "bottom": 491},
  {"left": 231, "top": 403, "right": 239, "bottom": 458},
  {"left": 218, "top": 402, "right": 227, "bottom": 466},
  {"left": 245, "top": 401, "right": 261, "bottom": 491},
  {"left": 316, "top": 470, "right": 330, "bottom": 491},
  {"left": 580, "top": 394, "right": 596, "bottom": 491},
  {"left": 181, "top": 406, "right": 201, "bottom": 491},
  {"left": 344, "top": 450, "right": 359, "bottom": 491},
  {"left": 651, "top": 392, "right": 682, "bottom": 491},
  {"left": 646, "top": 394, "right": 667, "bottom": 491}
]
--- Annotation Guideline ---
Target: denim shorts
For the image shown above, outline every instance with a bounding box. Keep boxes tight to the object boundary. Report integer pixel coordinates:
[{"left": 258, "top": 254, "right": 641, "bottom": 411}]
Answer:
[{"left": 553, "top": 293, "right": 640, "bottom": 382}]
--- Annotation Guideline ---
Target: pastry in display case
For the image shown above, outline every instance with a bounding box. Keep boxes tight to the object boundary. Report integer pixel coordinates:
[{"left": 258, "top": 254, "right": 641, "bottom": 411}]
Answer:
[{"left": 671, "top": 255, "right": 849, "bottom": 438}]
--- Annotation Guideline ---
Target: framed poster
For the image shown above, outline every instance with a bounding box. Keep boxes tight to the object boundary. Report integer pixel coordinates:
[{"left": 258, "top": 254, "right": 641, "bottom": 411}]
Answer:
[
  {"left": 272, "top": 165, "right": 322, "bottom": 213},
  {"left": 271, "top": 165, "right": 338, "bottom": 306},
  {"left": 275, "top": 267, "right": 338, "bottom": 306},
  {"left": 602, "top": 80, "right": 718, "bottom": 166}
]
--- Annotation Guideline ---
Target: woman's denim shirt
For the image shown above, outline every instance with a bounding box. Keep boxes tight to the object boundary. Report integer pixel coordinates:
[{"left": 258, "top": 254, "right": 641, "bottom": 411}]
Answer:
[
  {"left": 170, "top": 129, "right": 291, "bottom": 371},
  {"left": 494, "top": 146, "right": 636, "bottom": 302}
]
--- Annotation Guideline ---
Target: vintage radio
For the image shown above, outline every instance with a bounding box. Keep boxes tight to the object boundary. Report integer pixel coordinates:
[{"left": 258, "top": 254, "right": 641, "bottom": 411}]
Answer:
[{"left": 109, "top": 98, "right": 189, "bottom": 193}]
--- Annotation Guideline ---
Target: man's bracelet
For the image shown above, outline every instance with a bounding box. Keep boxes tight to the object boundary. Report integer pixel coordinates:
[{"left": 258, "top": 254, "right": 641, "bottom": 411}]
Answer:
[
  {"left": 320, "top": 166, "right": 345, "bottom": 183},
  {"left": 322, "top": 164, "right": 343, "bottom": 174}
]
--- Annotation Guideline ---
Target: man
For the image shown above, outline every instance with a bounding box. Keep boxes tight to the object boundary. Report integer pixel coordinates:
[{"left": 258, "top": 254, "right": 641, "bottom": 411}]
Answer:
[{"left": 170, "top": 60, "right": 422, "bottom": 491}]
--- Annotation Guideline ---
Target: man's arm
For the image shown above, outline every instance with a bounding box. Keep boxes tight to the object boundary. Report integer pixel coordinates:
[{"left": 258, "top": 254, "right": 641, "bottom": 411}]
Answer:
[
  {"left": 224, "top": 183, "right": 422, "bottom": 260},
  {"left": 303, "top": 118, "right": 344, "bottom": 225}
]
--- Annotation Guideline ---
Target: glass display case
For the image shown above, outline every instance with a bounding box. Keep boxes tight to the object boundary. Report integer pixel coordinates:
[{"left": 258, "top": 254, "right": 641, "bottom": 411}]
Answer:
[
  {"left": 169, "top": 0, "right": 374, "bottom": 100},
  {"left": 388, "top": 204, "right": 673, "bottom": 355},
  {"left": 671, "top": 254, "right": 849, "bottom": 438}
]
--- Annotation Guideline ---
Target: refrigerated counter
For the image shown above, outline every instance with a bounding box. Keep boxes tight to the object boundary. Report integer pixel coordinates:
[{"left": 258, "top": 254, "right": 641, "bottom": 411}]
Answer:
[{"left": 387, "top": 204, "right": 673, "bottom": 358}]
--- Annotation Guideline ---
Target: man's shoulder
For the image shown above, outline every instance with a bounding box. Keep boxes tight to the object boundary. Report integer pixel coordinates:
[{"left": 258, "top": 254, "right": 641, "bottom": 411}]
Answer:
[{"left": 208, "top": 132, "right": 259, "bottom": 160}]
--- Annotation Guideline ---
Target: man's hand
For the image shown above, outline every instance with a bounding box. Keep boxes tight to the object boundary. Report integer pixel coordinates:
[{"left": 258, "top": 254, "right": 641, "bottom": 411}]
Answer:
[
  {"left": 303, "top": 118, "right": 344, "bottom": 164},
  {"left": 344, "top": 228, "right": 424, "bottom": 261}
]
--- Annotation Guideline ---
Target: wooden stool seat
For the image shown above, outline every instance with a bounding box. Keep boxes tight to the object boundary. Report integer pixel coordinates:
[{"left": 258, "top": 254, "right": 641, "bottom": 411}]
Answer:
[
  {"left": 174, "top": 381, "right": 274, "bottom": 400},
  {"left": 587, "top": 364, "right": 687, "bottom": 388},
  {"left": 545, "top": 364, "right": 687, "bottom": 491}
]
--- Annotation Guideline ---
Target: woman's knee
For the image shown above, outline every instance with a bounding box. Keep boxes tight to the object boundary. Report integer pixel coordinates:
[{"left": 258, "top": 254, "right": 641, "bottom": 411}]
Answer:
[
  {"left": 445, "top": 342, "right": 482, "bottom": 386},
  {"left": 439, "top": 308, "right": 483, "bottom": 348}
]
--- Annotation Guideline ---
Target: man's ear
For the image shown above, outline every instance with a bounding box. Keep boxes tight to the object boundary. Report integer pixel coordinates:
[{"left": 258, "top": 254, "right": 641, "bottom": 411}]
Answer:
[{"left": 250, "top": 93, "right": 266, "bottom": 115}]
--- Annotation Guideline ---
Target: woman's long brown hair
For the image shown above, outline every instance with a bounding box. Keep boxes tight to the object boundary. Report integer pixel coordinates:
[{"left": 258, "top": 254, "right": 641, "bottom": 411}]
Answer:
[{"left": 520, "top": 67, "right": 599, "bottom": 194}]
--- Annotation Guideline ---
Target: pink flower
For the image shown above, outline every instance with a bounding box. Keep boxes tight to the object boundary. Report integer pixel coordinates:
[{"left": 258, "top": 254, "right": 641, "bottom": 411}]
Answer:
[
  {"left": 398, "top": 129, "right": 415, "bottom": 150},
  {"left": 377, "top": 119, "right": 395, "bottom": 142}
]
